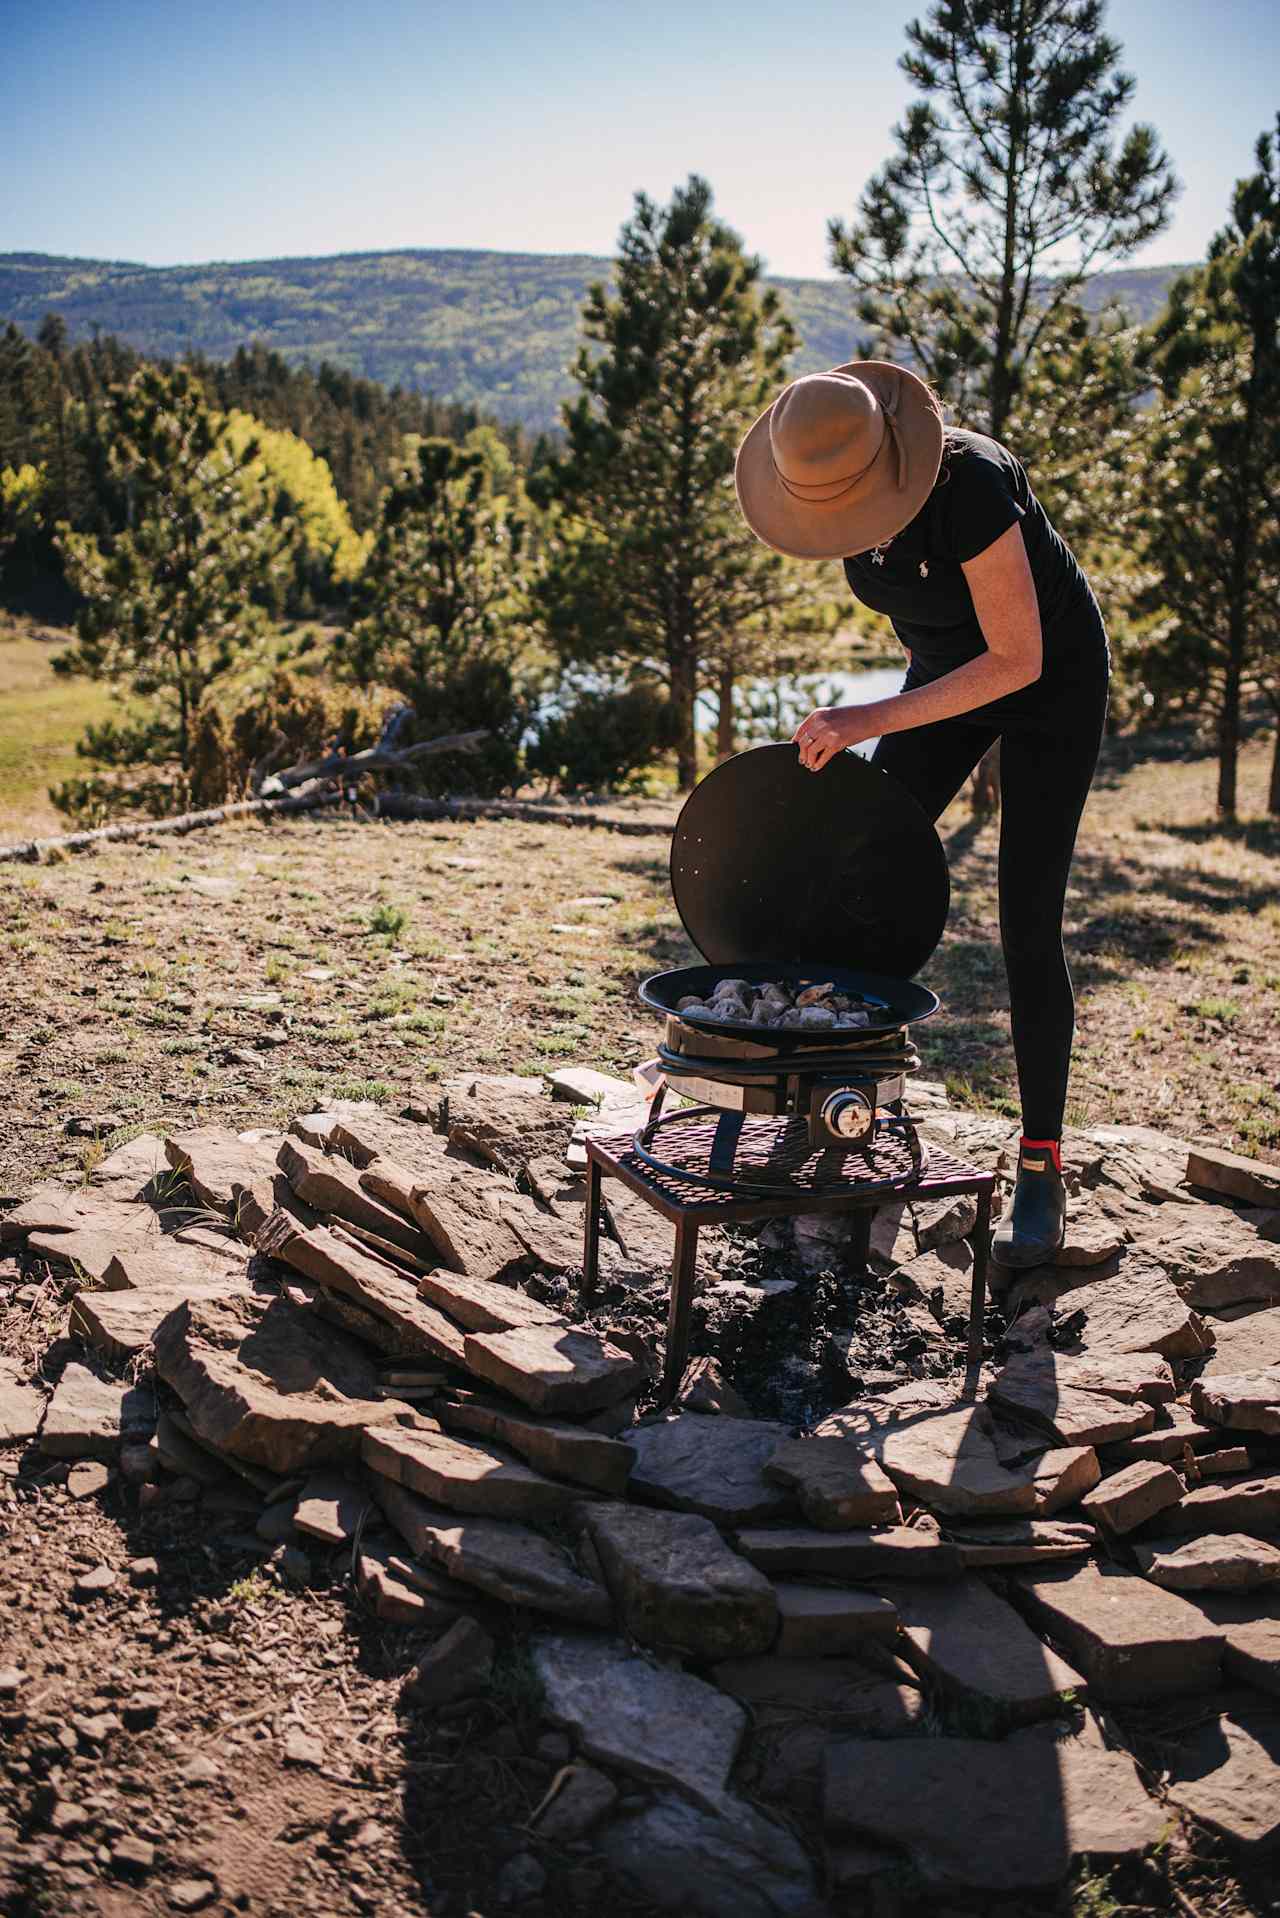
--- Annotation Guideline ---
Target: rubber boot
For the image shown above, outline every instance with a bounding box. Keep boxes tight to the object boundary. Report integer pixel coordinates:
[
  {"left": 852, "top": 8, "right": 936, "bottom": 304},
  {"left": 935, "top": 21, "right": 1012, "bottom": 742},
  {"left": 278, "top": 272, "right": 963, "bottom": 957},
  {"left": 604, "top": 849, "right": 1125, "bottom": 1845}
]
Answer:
[{"left": 991, "top": 1138, "right": 1066, "bottom": 1269}]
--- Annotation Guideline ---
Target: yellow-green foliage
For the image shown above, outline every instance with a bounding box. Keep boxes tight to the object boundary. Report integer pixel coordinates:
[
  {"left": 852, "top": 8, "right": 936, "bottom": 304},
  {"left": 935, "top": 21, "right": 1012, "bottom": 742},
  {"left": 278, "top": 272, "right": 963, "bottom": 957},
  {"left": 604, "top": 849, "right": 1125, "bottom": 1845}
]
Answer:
[
  {"left": 189, "top": 665, "right": 391, "bottom": 805},
  {"left": 220, "top": 410, "right": 370, "bottom": 583}
]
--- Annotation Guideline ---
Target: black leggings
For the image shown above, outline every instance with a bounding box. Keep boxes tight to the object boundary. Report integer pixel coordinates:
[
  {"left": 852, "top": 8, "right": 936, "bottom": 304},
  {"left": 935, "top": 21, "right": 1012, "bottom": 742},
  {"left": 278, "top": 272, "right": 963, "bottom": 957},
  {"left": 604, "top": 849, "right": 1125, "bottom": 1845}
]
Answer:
[{"left": 871, "top": 652, "right": 1108, "bottom": 1141}]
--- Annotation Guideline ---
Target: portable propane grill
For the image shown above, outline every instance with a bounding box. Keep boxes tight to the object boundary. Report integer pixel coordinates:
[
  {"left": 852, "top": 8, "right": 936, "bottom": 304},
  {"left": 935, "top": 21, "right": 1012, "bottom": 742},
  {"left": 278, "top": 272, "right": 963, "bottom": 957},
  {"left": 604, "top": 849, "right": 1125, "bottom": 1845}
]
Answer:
[{"left": 579, "top": 744, "right": 996, "bottom": 1397}]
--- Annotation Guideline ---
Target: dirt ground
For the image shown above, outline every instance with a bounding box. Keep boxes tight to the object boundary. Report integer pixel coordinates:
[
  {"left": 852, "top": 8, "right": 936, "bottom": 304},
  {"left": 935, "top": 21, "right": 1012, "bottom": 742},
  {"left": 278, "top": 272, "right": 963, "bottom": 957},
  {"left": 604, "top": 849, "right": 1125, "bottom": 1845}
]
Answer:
[{"left": 2, "top": 728, "right": 1280, "bottom": 1918}]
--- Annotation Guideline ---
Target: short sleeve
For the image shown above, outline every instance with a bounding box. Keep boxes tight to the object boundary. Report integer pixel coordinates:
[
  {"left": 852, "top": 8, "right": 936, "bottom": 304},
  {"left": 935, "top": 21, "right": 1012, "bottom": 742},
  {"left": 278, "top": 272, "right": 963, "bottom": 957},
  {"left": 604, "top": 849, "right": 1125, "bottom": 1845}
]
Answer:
[{"left": 938, "top": 449, "right": 1025, "bottom": 563}]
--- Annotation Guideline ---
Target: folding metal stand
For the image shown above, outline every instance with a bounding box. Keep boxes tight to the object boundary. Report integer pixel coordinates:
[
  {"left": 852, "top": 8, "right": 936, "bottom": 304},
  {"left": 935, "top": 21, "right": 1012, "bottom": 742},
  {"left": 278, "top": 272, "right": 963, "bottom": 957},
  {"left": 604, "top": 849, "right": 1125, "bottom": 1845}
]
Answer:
[{"left": 580, "top": 1123, "right": 995, "bottom": 1402}]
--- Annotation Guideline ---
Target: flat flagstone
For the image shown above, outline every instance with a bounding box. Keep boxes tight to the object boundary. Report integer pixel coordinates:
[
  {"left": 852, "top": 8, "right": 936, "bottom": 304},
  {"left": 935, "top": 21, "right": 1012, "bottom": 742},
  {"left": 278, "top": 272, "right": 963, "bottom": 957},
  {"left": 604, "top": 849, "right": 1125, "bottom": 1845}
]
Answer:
[
  {"left": 464, "top": 1322, "right": 643, "bottom": 1417},
  {"left": 531, "top": 1630, "right": 745, "bottom": 1811},
  {"left": 41, "top": 1362, "right": 155, "bottom": 1458},
  {"left": 496, "top": 1190, "right": 589, "bottom": 1274},
  {"left": 1001, "top": 1346, "right": 1175, "bottom": 1405},
  {"left": 1051, "top": 1208, "right": 1128, "bottom": 1269},
  {"left": 892, "top": 1242, "right": 975, "bottom": 1326},
  {"left": 439, "top": 1073, "right": 573, "bottom": 1175},
  {"left": 1156, "top": 1474, "right": 1280, "bottom": 1537},
  {"left": 824, "top": 1727, "right": 1169, "bottom": 1891},
  {"left": 1014, "top": 1560, "right": 1222, "bottom": 1701},
  {"left": 1202, "top": 1305, "right": 1280, "bottom": 1377},
  {"left": 87, "top": 1132, "right": 167, "bottom": 1196},
  {"left": 1080, "top": 1461, "right": 1184, "bottom": 1536},
  {"left": 735, "top": 1525, "right": 962, "bottom": 1581},
  {"left": 549, "top": 1065, "right": 637, "bottom": 1108},
  {"left": 374, "top": 1158, "right": 525, "bottom": 1282},
  {"left": 416, "top": 1268, "right": 561, "bottom": 1334},
  {"left": 277, "top": 1138, "right": 429, "bottom": 1255},
  {"left": 989, "top": 1353, "right": 1155, "bottom": 1447},
  {"left": 1161, "top": 1704, "right": 1280, "bottom": 1851},
  {"left": 436, "top": 1396, "right": 633, "bottom": 1494},
  {"left": 624, "top": 1415, "right": 792, "bottom": 1525},
  {"left": 256, "top": 1214, "right": 467, "bottom": 1365},
  {"left": 763, "top": 1438, "right": 901, "bottom": 1529},
  {"left": 363, "top": 1423, "right": 587, "bottom": 1522},
  {"left": 944, "top": 1520, "right": 1096, "bottom": 1566},
  {"left": 153, "top": 1288, "right": 401, "bottom": 1473},
  {"left": 1032, "top": 1446, "right": 1103, "bottom": 1514},
  {"left": 374, "top": 1477, "right": 611, "bottom": 1625},
  {"left": 598, "top": 1788, "right": 821, "bottom": 1917},
  {"left": 1, "top": 1185, "right": 161, "bottom": 1244},
  {"left": 772, "top": 1583, "right": 898, "bottom": 1657},
  {"left": 1134, "top": 1534, "right": 1280, "bottom": 1592},
  {"left": 1196, "top": 1446, "right": 1254, "bottom": 1477},
  {"left": 1187, "top": 1143, "right": 1280, "bottom": 1209},
  {"left": 876, "top": 1575, "right": 1083, "bottom": 1722},
  {"left": 293, "top": 1472, "right": 369, "bottom": 1546},
  {"left": 712, "top": 1657, "right": 923, "bottom": 1805},
  {"left": 328, "top": 1110, "right": 449, "bottom": 1172},
  {"left": 100, "top": 1237, "right": 249, "bottom": 1291},
  {"left": 586, "top": 1505, "right": 778, "bottom": 1660},
  {"left": 0, "top": 1358, "right": 45, "bottom": 1444},
  {"left": 229, "top": 1174, "right": 320, "bottom": 1243},
  {"left": 1103, "top": 1401, "right": 1224, "bottom": 1465},
  {"left": 164, "top": 1128, "right": 285, "bottom": 1212},
  {"left": 1143, "top": 1209, "right": 1280, "bottom": 1310},
  {"left": 355, "top": 1542, "right": 471, "bottom": 1629},
  {"left": 1191, "top": 1368, "right": 1280, "bottom": 1438},
  {"left": 1176, "top": 1590, "right": 1280, "bottom": 1698},
  {"left": 1010, "top": 1261, "right": 1207, "bottom": 1361},
  {"left": 837, "top": 1404, "right": 1040, "bottom": 1518}
]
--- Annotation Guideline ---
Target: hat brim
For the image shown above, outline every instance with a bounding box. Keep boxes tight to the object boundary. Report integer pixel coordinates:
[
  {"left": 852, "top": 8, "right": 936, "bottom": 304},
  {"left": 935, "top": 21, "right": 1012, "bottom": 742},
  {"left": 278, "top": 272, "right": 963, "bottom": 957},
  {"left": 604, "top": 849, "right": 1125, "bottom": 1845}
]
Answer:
[{"left": 734, "top": 360, "right": 944, "bottom": 561}]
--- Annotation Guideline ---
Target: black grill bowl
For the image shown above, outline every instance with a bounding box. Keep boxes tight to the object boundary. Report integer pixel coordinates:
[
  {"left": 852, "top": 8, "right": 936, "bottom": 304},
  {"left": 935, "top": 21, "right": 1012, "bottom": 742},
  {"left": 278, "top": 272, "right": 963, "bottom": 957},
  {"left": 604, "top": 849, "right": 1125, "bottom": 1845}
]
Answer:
[{"left": 639, "top": 961, "right": 939, "bottom": 1045}]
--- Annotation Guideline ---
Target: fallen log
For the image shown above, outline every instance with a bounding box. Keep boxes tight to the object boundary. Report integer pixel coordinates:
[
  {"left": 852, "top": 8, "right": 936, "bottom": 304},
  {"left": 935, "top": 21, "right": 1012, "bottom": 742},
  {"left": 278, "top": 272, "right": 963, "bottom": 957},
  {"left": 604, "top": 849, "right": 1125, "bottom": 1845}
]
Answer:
[
  {"left": 0, "top": 785, "right": 338, "bottom": 866},
  {"left": 373, "top": 793, "right": 672, "bottom": 837},
  {"left": 260, "top": 729, "right": 488, "bottom": 794}
]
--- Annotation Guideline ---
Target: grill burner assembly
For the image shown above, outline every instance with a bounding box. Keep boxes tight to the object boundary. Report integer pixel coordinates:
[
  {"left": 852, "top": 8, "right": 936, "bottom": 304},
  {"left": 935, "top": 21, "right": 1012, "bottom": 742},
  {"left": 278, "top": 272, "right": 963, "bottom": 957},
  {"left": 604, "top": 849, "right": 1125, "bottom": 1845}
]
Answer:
[{"left": 579, "top": 745, "right": 996, "bottom": 1397}]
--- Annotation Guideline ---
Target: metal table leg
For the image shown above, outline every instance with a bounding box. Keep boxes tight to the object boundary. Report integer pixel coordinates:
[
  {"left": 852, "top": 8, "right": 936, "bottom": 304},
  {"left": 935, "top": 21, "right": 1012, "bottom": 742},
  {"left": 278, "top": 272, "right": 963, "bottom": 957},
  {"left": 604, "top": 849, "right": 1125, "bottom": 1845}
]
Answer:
[
  {"left": 964, "top": 1185, "right": 992, "bottom": 1395},
  {"left": 660, "top": 1217, "right": 700, "bottom": 1404},
  {"left": 582, "top": 1155, "right": 603, "bottom": 1306}
]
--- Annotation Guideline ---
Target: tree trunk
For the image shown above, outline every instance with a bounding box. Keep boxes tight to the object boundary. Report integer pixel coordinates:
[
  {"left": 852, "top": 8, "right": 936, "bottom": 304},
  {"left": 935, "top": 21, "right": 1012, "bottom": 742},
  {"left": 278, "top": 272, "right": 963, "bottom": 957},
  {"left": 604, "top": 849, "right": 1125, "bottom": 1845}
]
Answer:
[
  {"left": 716, "top": 663, "right": 735, "bottom": 761},
  {"left": 1269, "top": 697, "right": 1280, "bottom": 817},
  {"left": 669, "top": 650, "right": 699, "bottom": 791},
  {"left": 971, "top": 740, "right": 1001, "bottom": 819},
  {"left": 1218, "top": 642, "right": 1243, "bottom": 819}
]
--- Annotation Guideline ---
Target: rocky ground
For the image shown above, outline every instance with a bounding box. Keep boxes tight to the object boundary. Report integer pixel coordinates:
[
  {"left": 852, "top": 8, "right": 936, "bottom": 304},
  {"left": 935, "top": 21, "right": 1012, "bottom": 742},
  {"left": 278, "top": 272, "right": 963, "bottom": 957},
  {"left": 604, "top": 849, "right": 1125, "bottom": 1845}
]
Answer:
[{"left": 2, "top": 1068, "right": 1280, "bottom": 1918}]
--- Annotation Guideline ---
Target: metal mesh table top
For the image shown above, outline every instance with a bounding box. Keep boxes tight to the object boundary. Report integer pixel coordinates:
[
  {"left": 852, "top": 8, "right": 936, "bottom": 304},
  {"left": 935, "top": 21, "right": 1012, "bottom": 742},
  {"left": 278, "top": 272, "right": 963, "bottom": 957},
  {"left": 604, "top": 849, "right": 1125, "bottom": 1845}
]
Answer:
[{"left": 586, "top": 1114, "right": 993, "bottom": 1218}]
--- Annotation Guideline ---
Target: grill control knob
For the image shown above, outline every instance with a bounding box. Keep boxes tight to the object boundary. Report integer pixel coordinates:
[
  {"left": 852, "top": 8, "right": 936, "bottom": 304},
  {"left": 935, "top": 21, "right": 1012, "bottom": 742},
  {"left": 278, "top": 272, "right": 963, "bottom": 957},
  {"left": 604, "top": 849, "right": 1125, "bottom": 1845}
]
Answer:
[{"left": 819, "top": 1088, "right": 875, "bottom": 1144}]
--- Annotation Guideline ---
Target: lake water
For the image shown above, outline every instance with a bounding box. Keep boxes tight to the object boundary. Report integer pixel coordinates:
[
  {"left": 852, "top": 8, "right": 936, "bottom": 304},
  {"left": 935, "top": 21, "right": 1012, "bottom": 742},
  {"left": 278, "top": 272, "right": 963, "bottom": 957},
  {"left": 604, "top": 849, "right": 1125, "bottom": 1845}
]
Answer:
[{"left": 694, "top": 664, "right": 905, "bottom": 758}]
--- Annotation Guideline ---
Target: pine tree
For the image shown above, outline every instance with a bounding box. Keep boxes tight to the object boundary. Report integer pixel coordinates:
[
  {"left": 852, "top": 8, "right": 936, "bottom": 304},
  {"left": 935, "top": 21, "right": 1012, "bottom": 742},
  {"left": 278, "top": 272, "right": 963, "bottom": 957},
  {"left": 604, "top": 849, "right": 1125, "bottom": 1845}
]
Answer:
[
  {"left": 340, "top": 434, "right": 531, "bottom": 793},
  {"left": 536, "top": 175, "right": 797, "bottom": 789},
  {"left": 1131, "top": 117, "right": 1280, "bottom": 818},
  {"left": 57, "top": 364, "right": 299, "bottom": 769},
  {"left": 829, "top": 0, "right": 1178, "bottom": 438}
]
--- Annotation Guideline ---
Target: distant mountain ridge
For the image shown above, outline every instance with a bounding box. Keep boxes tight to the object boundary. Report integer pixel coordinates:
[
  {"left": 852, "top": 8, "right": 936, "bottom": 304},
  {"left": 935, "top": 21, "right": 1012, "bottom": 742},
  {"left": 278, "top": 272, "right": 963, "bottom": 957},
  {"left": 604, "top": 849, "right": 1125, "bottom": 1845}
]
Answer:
[{"left": 0, "top": 247, "right": 1190, "bottom": 433}]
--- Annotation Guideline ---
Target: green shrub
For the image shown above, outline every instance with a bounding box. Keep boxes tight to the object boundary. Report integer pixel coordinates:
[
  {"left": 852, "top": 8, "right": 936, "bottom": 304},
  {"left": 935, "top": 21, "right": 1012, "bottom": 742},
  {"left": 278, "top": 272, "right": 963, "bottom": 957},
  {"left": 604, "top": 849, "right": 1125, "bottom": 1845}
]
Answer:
[{"left": 526, "top": 681, "right": 680, "bottom": 794}]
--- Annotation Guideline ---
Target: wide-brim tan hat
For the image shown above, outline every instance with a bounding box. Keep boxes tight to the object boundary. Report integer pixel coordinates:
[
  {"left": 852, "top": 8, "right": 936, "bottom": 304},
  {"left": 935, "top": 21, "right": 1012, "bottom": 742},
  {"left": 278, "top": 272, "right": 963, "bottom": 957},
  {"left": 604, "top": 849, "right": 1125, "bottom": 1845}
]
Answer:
[{"left": 735, "top": 359, "right": 944, "bottom": 560}]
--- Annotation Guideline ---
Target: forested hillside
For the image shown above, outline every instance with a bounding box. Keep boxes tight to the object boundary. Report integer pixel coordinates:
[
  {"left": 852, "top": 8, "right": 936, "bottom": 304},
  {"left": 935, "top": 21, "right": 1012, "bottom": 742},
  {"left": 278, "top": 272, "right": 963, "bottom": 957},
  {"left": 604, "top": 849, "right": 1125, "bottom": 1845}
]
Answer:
[{"left": 0, "top": 248, "right": 1186, "bottom": 431}]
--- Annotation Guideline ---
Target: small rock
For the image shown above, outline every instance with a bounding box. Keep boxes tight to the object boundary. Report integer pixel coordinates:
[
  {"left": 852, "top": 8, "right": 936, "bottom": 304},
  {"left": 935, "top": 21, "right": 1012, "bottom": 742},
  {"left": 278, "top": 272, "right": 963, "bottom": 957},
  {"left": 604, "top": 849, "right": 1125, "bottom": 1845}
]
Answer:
[
  {"left": 73, "top": 1710, "right": 121, "bottom": 1746},
  {"left": 127, "top": 1557, "right": 159, "bottom": 1587},
  {"left": 67, "top": 1460, "right": 112, "bottom": 1500},
  {"left": 111, "top": 1834, "right": 154, "bottom": 1875},
  {"left": 495, "top": 1852, "right": 547, "bottom": 1905},
  {"left": 122, "top": 1691, "right": 164, "bottom": 1730},
  {"left": 168, "top": 1878, "right": 219, "bottom": 1911},
  {"left": 1191, "top": 1367, "right": 1280, "bottom": 1438},
  {"left": 49, "top": 1799, "right": 90, "bottom": 1835},
  {"left": 764, "top": 1437, "right": 900, "bottom": 1530},
  {"left": 179, "top": 1753, "right": 220, "bottom": 1786},
  {"left": 0, "top": 1666, "right": 26, "bottom": 1698},
  {"left": 283, "top": 1728, "right": 324, "bottom": 1768},
  {"left": 402, "top": 1616, "right": 495, "bottom": 1708},
  {"left": 533, "top": 1762, "right": 618, "bottom": 1842},
  {"left": 535, "top": 1730, "right": 572, "bottom": 1763},
  {"left": 773, "top": 1583, "right": 898, "bottom": 1657},
  {"left": 119, "top": 1444, "right": 154, "bottom": 1484},
  {"left": 73, "top": 1564, "right": 117, "bottom": 1600},
  {"left": 676, "top": 1355, "right": 750, "bottom": 1417}
]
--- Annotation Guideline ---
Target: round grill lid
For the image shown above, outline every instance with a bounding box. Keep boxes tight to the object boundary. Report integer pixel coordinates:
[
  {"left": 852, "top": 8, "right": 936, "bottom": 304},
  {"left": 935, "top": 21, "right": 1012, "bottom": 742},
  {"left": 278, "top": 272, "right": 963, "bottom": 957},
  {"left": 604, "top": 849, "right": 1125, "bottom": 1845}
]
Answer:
[{"left": 670, "top": 744, "right": 949, "bottom": 980}]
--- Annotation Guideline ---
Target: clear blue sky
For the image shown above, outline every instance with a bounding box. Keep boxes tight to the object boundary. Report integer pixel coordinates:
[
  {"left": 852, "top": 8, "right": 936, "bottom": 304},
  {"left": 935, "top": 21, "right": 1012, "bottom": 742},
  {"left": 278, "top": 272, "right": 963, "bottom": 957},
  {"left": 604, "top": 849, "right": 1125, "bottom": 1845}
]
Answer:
[{"left": 3, "top": 0, "right": 1276, "bottom": 278}]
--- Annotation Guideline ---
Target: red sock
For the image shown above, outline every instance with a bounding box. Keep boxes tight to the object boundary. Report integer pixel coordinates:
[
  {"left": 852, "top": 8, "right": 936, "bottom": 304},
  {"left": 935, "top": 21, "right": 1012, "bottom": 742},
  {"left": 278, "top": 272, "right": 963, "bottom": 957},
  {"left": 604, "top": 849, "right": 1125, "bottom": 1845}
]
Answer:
[{"left": 1020, "top": 1136, "right": 1062, "bottom": 1173}]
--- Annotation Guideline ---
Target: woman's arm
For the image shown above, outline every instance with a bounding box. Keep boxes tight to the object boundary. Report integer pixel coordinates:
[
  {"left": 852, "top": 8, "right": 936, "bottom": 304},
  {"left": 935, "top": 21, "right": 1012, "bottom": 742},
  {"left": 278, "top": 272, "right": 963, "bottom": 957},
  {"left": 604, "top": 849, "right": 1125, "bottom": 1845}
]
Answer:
[{"left": 795, "top": 523, "right": 1042, "bottom": 772}]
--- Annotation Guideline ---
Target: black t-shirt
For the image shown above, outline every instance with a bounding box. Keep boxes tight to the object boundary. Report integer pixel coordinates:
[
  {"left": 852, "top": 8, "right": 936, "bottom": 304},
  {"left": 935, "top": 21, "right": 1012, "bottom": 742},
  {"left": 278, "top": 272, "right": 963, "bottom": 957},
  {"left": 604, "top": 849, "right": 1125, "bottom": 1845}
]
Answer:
[{"left": 842, "top": 429, "right": 1102, "bottom": 687}]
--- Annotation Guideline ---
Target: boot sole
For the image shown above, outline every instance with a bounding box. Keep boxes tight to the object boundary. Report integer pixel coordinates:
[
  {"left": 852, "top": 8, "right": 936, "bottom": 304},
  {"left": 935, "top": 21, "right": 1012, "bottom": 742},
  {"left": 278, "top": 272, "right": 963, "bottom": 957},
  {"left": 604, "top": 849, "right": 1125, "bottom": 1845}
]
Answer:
[{"left": 989, "top": 1227, "right": 1066, "bottom": 1271}]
